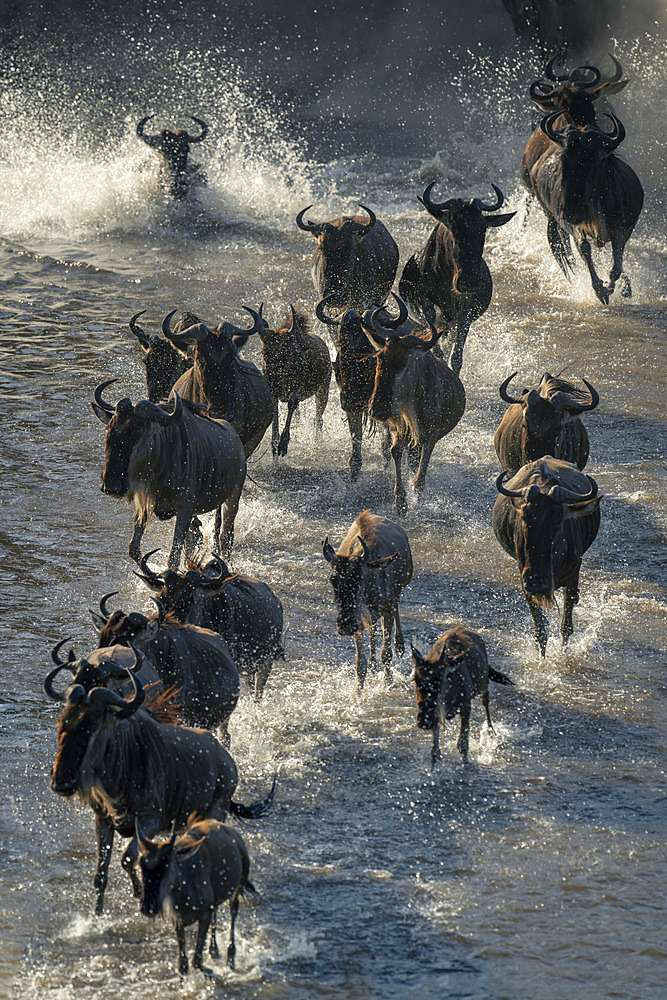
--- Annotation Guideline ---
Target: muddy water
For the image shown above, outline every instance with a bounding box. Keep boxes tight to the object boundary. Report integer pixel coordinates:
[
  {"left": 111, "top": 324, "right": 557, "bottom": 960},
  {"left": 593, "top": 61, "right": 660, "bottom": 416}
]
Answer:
[{"left": 0, "top": 20, "right": 665, "bottom": 1000}]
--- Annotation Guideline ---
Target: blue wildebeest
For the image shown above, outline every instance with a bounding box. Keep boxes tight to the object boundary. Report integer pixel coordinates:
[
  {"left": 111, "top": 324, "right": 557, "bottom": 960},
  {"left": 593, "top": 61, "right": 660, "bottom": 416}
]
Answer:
[
  {"left": 137, "top": 816, "right": 253, "bottom": 974},
  {"left": 90, "top": 592, "right": 240, "bottom": 740},
  {"left": 136, "top": 549, "right": 284, "bottom": 701},
  {"left": 45, "top": 644, "right": 275, "bottom": 915},
  {"left": 398, "top": 183, "right": 515, "bottom": 375},
  {"left": 296, "top": 203, "right": 399, "bottom": 313},
  {"left": 137, "top": 115, "right": 208, "bottom": 200},
  {"left": 411, "top": 626, "right": 513, "bottom": 766},
  {"left": 92, "top": 382, "right": 246, "bottom": 569},
  {"left": 494, "top": 372, "right": 599, "bottom": 474},
  {"left": 363, "top": 297, "right": 466, "bottom": 514},
  {"left": 322, "top": 510, "right": 412, "bottom": 690},
  {"left": 524, "top": 111, "right": 643, "bottom": 303},
  {"left": 256, "top": 305, "right": 331, "bottom": 457},
  {"left": 128, "top": 310, "right": 194, "bottom": 403},
  {"left": 164, "top": 307, "right": 273, "bottom": 458},
  {"left": 492, "top": 457, "right": 602, "bottom": 654}
]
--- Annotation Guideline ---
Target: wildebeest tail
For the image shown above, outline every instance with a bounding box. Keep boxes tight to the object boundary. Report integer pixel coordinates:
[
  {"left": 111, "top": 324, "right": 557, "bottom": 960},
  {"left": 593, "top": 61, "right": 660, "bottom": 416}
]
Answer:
[
  {"left": 230, "top": 773, "right": 277, "bottom": 819},
  {"left": 489, "top": 667, "right": 513, "bottom": 685}
]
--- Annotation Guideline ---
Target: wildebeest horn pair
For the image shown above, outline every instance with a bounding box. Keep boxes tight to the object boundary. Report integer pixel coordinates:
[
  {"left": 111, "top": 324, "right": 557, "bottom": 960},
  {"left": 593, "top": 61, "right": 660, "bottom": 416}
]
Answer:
[
  {"left": 296, "top": 203, "right": 376, "bottom": 237},
  {"left": 362, "top": 293, "right": 440, "bottom": 352},
  {"left": 162, "top": 307, "right": 262, "bottom": 347},
  {"left": 419, "top": 181, "right": 505, "bottom": 217},
  {"left": 92, "top": 379, "right": 183, "bottom": 424},
  {"left": 137, "top": 114, "right": 208, "bottom": 144},
  {"left": 540, "top": 111, "right": 626, "bottom": 151},
  {"left": 499, "top": 373, "right": 599, "bottom": 412},
  {"left": 495, "top": 470, "right": 598, "bottom": 504},
  {"left": 44, "top": 642, "right": 144, "bottom": 715}
]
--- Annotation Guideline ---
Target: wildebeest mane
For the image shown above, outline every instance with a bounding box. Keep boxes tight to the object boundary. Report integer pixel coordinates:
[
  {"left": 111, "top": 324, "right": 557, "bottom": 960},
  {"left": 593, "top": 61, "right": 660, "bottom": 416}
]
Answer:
[
  {"left": 144, "top": 681, "right": 182, "bottom": 724},
  {"left": 543, "top": 376, "right": 591, "bottom": 402},
  {"left": 355, "top": 509, "right": 379, "bottom": 544},
  {"left": 280, "top": 305, "right": 310, "bottom": 336}
]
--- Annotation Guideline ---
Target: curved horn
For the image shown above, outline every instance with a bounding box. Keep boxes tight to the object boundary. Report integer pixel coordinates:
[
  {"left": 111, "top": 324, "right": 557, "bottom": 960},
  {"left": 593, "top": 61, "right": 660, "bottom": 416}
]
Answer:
[
  {"left": 598, "top": 112, "right": 626, "bottom": 151},
  {"left": 44, "top": 662, "right": 77, "bottom": 702},
  {"left": 51, "top": 637, "right": 77, "bottom": 667},
  {"left": 166, "top": 391, "right": 183, "bottom": 421},
  {"left": 376, "top": 292, "right": 409, "bottom": 330},
  {"left": 150, "top": 597, "right": 166, "bottom": 624},
  {"left": 287, "top": 305, "right": 297, "bottom": 335},
  {"left": 605, "top": 53, "right": 623, "bottom": 83},
  {"left": 162, "top": 309, "right": 209, "bottom": 347},
  {"left": 544, "top": 55, "right": 568, "bottom": 82},
  {"left": 496, "top": 471, "right": 524, "bottom": 499},
  {"left": 568, "top": 65, "right": 601, "bottom": 88},
  {"left": 548, "top": 476, "right": 598, "bottom": 505},
  {"left": 315, "top": 294, "right": 340, "bottom": 326},
  {"left": 136, "top": 114, "right": 158, "bottom": 141},
  {"left": 239, "top": 306, "right": 263, "bottom": 335},
  {"left": 136, "top": 548, "right": 164, "bottom": 590},
  {"left": 99, "top": 591, "right": 119, "bottom": 621},
  {"left": 87, "top": 664, "right": 144, "bottom": 719},
  {"left": 419, "top": 181, "right": 447, "bottom": 215},
  {"left": 356, "top": 203, "right": 376, "bottom": 236},
  {"left": 579, "top": 378, "right": 599, "bottom": 411},
  {"left": 296, "top": 205, "right": 322, "bottom": 234},
  {"left": 472, "top": 184, "right": 504, "bottom": 213},
  {"left": 540, "top": 111, "right": 568, "bottom": 146},
  {"left": 93, "top": 379, "right": 118, "bottom": 414},
  {"left": 129, "top": 311, "right": 151, "bottom": 351},
  {"left": 186, "top": 116, "right": 208, "bottom": 143},
  {"left": 357, "top": 536, "right": 372, "bottom": 562},
  {"left": 529, "top": 79, "right": 560, "bottom": 104},
  {"left": 499, "top": 372, "right": 522, "bottom": 405}
]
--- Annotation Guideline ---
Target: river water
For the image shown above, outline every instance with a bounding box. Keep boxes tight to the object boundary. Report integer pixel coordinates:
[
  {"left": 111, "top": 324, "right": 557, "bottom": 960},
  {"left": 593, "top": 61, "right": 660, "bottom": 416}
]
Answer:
[{"left": 0, "top": 10, "right": 665, "bottom": 1000}]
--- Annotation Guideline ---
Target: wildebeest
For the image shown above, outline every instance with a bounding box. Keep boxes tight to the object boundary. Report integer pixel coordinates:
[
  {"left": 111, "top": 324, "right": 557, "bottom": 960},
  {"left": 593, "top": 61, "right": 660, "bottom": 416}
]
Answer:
[
  {"left": 137, "top": 114, "right": 208, "bottom": 200},
  {"left": 90, "top": 592, "right": 240, "bottom": 738},
  {"left": 363, "top": 296, "right": 466, "bottom": 514},
  {"left": 322, "top": 510, "right": 412, "bottom": 689},
  {"left": 398, "top": 183, "right": 516, "bottom": 375},
  {"left": 523, "top": 110, "right": 643, "bottom": 303},
  {"left": 45, "top": 643, "right": 275, "bottom": 915},
  {"left": 296, "top": 203, "right": 399, "bottom": 312},
  {"left": 256, "top": 305, "right": 331, "bottom": 457},
  {"left": 492, "top": 456, "right": 602, "bottom": 654},
  {"left": 494, "top": 371, "right": 599, "bottom": 473},
  {"left": 91, "top": 381, "right": 246, "bottom": 569},
  {"left": 136, "top": 549, "right": 284, "bottom": 700},
  {"left": 411, "top": 627, "right": 513, "bottom": 766},
  {"left": 128, "top": 310, "right": 194, "bottom": 403},
  {"left": 164, "top": 308, "right": 273, "bottom": 458},
  {"left": 138, "top": 816, "right": 253, "bottom": 974},
  {"left": 527, "top": 55, "right": 628, "bottom": 127}
]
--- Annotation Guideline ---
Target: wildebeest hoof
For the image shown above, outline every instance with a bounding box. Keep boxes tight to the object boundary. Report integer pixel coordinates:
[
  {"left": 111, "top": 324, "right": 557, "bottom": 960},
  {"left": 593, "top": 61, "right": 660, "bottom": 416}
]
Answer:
[
  {"left": 619, "top": 274, "right": 632, "bottom": 298},
  {"left": 209, "top": 940, "right": 220, "bottom": 959},
  {"left": 594, "top": 283, "right": 610, "bottom": 305},
  {"left": 277, "top": 436, "right": 289, "bottom": 457},
  {"left": 396, "top": 494, "right": 408, "bottom": 516}
]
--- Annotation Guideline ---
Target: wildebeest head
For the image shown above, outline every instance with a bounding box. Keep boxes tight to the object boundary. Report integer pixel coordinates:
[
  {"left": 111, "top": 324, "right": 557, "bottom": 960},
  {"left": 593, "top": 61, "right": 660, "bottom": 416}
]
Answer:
[
  {"left": 257, "top": 305, "right": 310, "bottom": 361},
  {"left": 411, "top": 633, "right": 473, "bottom": 729},
  {"left": 419, "top": 183, "right": 516, "bottom": 294},
  {"left": 134, "top": 548, "right": 236, "bottom": 620},
  {"left": 137, "top": 115, "right": 208, "bottom": 198},
  {"left": 322, "top": 534, "right": 398, "bottom": 635},
  {"left": 317, "top": 297, "right": 378, "bottom": 410},
  {"left": 45, "top": 640, "right": 144, "bottom": 796},
  {"left": 162, "top": 305, "right": 263, "bottom": 374},
  {"left": 137, "top": 819, "right": 205, "bottom": 916},
  {"left": 496, "top": 469, "right": 601, "bottom": 602},
  {"left": 129, "top": 311, "right": 195, "bottom": 403},
  {"left": 529, "top": 55, "right": 628, "bottom": 125},
  {"left": 91, "top": 380, "right": 183, "bottom": 497},
  {"left": 298, "top": 203, "right": 377, "bottom": 308},
  {"left": 500, "top": 372, "right": 599, "bottom": 459},
  {"left": 89, "top": 589, "right": 173, "bottom": 648}
]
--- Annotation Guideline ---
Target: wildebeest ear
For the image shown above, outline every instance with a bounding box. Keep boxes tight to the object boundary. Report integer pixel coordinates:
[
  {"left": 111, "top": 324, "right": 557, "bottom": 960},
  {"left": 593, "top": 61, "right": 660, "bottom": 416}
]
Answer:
[
  {"left": 366, "top": 551, "right": 398, "bottom": 570},
  {"left": 566, "top": 495, "right": 603, "bottom": 516},
  {"left": 322, "top": 538, "right": 337, "bottom": 564},
  {"left": 410, "top": 644, "right": 423, "bottom": 665},
  {"left": 91, "top": 401, "right": 114, "bottom": 425},
  {"left": 89, "top": 610, "right": 107, "bottom": 634},
  {"left": 485, "top": 211, "right": 517, "bottom": 228}
]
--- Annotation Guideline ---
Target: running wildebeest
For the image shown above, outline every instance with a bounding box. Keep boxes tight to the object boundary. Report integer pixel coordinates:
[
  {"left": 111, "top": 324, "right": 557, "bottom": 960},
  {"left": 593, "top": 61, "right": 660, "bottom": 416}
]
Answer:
[
  {"left": 523, "top": 110, "right": 643, "bottom": 303},
  {"left": 296, "top": 203, "right": 399, "bottom": 312},
  {"left": 90, "top": 592, "right": 240, "bottom": 739},
  {"left": 363, "top": 296, "right": 466, "bottom": 515},
  {"left": 45, "top": 644, "right": 275, "bottom": 914},
  {"left": 256, "top": 304, "right": 331, "bottom": 457},
  {"left": 492, "top": 457, "right": 602, "bottom": 654},
  {"left": 92, "top": 382, "right": 246, "bottom": 569},
  {"left": 128, "top": 310, "right": 194, "bottom": 403},
  {"left": 136, "top": 549, "right": 284, "bottom": 701},
  {"left": 398, "top": 183, "right": 516, "bottom": 375},
  {"left": 137, "top": 114, "right": 208, "bottom": 199},
  {"left": 411, "top": 627, "right": 513, "bottom": 766},
  {"left": 164, "top": 307, "right": 273, "bottom": 458},
  {"left": 494, "top": 372, "right": 599, "bottom": 473},
  {"left": 322, "top": 510, "right": 412, "bottom": 690},
  {"left": 137, "top": 816, "right": 253, "bottom": 974}
]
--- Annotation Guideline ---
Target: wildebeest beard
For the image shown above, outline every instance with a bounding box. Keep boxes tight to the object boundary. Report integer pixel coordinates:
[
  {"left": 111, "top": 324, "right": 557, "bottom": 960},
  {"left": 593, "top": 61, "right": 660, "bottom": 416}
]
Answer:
[
  {"left": 140, "top": 850, "right": 172, "bottom": 916},
  {"left": 102, "top": 414, "right": 146, "bottom": 497},
  {"left": 52, "top": 708, "right": 99, "bottom": 796}
]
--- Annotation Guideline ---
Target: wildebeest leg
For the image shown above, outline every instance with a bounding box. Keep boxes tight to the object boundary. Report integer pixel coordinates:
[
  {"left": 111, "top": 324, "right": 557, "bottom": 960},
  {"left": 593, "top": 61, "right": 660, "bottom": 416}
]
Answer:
[
  {"left": 347, "top": 410, "right": 363, "bottom": 482},
  {"left": 227, "top": 887, "right": 243, "bottom": 968},
  {"left": 407, "top": 443, "right": 421, "bottom": 473},
  {"left": 561, "top": 568, "right": 580, "bottom": 647},
  {"left": 121, "top": 837, "right": 142, "bottom": 898},
  {"left": 128, "top": 508, "right": 149, "bottom": 564},
  {"left": 577, "top": 237, "right": 609, "bottom": 304},
  {"left": 314, "top": 378, "right": 330, "bottom": 434},
  {"left": 368, "top": 619, "right": 378, "bottom": 668},
  {"left": 220, "top": 480, "right": 244, "bottom": 557},
  {"left": 609, "top": 226, "right": 631, "bottom": 298},
  {"left": 186, "top": 515, "right": 204, "bottom": 556},
  {"left": 212, "top": 507, "right": 222, "bottom": 556},
  {"left": 176, "top": 920, "right": 189, "bottom": 975},
  {"left": 547, "top": 218, "right": 574, "bottom": 277},
  {"left": 354, "top": 631, "right": 368, "bottom": 691},
  {"left": 390, "top": 436, "right": 407, "bottom": 516},
  {"left": 380, "top": 611, "right": 394, "bottom": 683},
  {"left": 449, "top": 308, "right": 473, "bottom": 377},
  {"left": 482, "top": 689, "right": 494, "bottom": 731},
  {"left": 277, "top": 393, "right": 300, "bottom": 457},
  {"left": 430, "top": 724, "right": 441, "bottom": 768},
  {"left": 192, "top": 911, "right": 213, "bottom": 975},
  {"left": 394, "top": 606, "right": 405, "bottom": 657},
  {"left": 254, "top": 656, "right": 272, "bottom": 701},
  {"left": 209, "top": 908, "right": 219, "bottom": 958},
  {"left": 457, "top": 703, "right": 471, "bottom": 759},
  {"left": 93, "top": 818, "right": 114, "bottom": 915},
  {"left": 413, "top": 439, "right": 436, "bottom": 498},
  {"left": 526, "top": 594, "right": 548, "bottom": 656},
  {"left": 168, "top": 501, "right": 195, "bottom": 570},
  {"left": 271, "top": 398, "right": 280, "bottom": 457},
  {"left": 381, "top": 428, "right": 392, "bottom": 467}
]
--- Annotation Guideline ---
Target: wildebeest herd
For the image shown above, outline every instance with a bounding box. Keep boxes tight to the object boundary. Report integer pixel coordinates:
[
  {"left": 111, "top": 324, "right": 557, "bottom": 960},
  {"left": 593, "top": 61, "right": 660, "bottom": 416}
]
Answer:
[{"left": 44, "top": 55, "right": 643, "bottom": 976}]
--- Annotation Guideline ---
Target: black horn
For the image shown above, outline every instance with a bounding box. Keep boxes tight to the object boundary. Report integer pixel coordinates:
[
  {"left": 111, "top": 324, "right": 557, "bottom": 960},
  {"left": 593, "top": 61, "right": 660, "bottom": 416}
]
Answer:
[
  {"left": 473, "top": 184, "right": 504, "bottom": 213},
  {"left": 499, "top": 372, "right": 522, "bottom": 405},
  {"left": 185, "top": 116, "right": 208, "bottom": 143},
  {"left": 315, "top": 294, "right": 340, "bottom": 326},
  {"left": 93, "top": 379, "right": 118, "bottom": 414},
  {"left": 99, "top": 591, "right": 119, "bottom": 621},
  {"left": 496, "top": 471, "right": 524, "bottom": 499},
  {"left": 357, "top": 203, "right": 376, "bottom": 236},
  {"left": 129, "top": 311, "right": 151, "bottom": 351},
  {"left": 296, "top": 206, "right": 322, "bottom": 234}
]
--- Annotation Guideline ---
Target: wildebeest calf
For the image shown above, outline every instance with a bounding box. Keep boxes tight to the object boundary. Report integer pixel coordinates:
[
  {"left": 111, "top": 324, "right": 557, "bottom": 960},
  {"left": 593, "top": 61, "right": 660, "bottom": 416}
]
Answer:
[{"left": 411, "top": 627, "right": 512, "bottom": 766}]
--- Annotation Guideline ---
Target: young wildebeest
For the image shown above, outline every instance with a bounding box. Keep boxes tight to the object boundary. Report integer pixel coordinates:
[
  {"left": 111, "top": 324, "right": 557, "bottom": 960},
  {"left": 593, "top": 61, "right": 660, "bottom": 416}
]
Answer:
[
  {"left": 91, "top": 592, "right": 240, "bottom": 740},
  {"left": 411, "top": 627, "right": 512, "bottom": 766},
  {"left": 137, "top": 114, "right": 208, "bottom": 200},
  {"left": 138, "top": 816, "right": 253, "bottom": 975},
  {"left": 92, "top": 382, "right": 246, "bottom": 569},
  {"left": 363, "top": 297, "right": 466, "bottom": 515},
  {"left": 128, "top": 310, "right": 194, "bottom": 403},
  {"left": 493, "top": 457, "right": 602, "bottom": 654},
  {"left": 297, "top": 203, "right": 399, "bottom": 313},
  {"left": 399, "top": 183, "right": 515, "bottom": 375},
  {"left": 256, "top": 304, "right": 331, "bottom": 457},
  {"left": 45, "top": 644, "right": 275, "bottom": 915},
  {"left": 322, "top": 510, "right": 412, "bottom": 690},
  {"left": 136, "top": 549, "right": 284, "bottom": 701},
  {"left": 494, "top": 372, "right": 599, "bottom": 474},
  {"left": 164, "top": 307, "right": 273, "bottom": 458}
]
